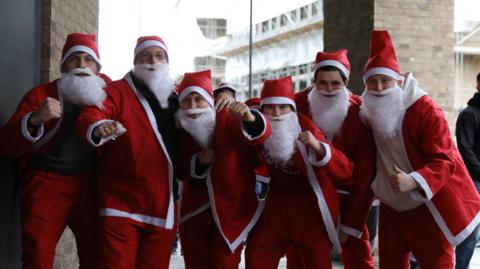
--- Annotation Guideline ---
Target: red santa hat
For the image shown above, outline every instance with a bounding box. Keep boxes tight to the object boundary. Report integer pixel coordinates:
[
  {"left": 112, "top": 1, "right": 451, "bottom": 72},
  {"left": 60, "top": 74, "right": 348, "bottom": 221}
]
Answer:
[
  {"left": 363, "top": 30, "right": 402, "bottom": 82},
  {"left": 245, "top": 97, "right": 261, "bottom": 110},
  {"left": 312, "top": 49, "right": 350, "bottom": 79},
  {"left": 260, "top": 76, "right": 296, "bottom": 110},
  {"left": 134, "top": 35, "right": 169, "bottom": 62},
  {"left": 214, "top": 82, "right": 237, "bottom": 95},
  {"left": 61, "top": 33, "right": 101, "bottom": 70},
  {"left": 177, "top": 70, "right": 214, "bottom": 107}
]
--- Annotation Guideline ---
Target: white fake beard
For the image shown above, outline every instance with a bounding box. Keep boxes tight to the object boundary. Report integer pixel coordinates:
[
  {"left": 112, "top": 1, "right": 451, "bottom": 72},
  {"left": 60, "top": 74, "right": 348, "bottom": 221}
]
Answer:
[
  {"left": 176, "top": 107, "right": 216, "bottom": 148},
  {"left": 133, "top": 63, "right": 175, "bottom": 108},
  {"left": 58, "top": 68, "right": 106, "bottom": 108},
  {"left": 263, "top": 112, "right": 299, "bottom": 163},
  {"left": 360, "top": 85, "right": 405, "bottom": 139},
  {"left": 308, "top": 87, "right": 350, "bottom": 139}
]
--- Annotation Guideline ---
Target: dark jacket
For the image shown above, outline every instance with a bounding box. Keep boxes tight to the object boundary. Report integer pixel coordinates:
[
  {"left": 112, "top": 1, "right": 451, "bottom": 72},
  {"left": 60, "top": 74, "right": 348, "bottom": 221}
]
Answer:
[{"left": 456, "top": 92, "right": 480, "bottom": 183}]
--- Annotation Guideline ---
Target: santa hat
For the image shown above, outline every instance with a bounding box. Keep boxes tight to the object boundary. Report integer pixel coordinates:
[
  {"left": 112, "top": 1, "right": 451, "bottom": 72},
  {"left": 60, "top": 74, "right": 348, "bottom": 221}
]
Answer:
[
  {"left": 260, "top": 76, "right": 296, "bottom": 110},
  {"left": 134, "top": 35, "right": 169, "bottom": 62},
  {"left": 177, "top": 70, "right": 214, "bottom": 107},
  {"left": 363, "top": 30, "right": 402, "bottom": 82},
  {"left": 245, "top": 97, "right": 261, "bottom": 110},
  {"left": 214, "top": 82, "right": 237, "bottom": 95},
  {"left": 61, "top": 33, "right": 101, "bottom": 70},
  {"left": 312, "top": 49, "right": 350, "bottom": 79}
]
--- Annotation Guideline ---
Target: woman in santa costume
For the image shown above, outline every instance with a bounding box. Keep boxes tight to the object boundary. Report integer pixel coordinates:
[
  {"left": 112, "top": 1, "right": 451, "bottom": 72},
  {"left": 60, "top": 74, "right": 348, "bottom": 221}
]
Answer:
[
  {"left": 0, "top": 33, "right": 110, "bottom": 269},
  {"left": 289, "top": 49, "right": 376, "bottom": 269},
  {"left": 245, "top": 76, "right": 353, "bottom": 269},
  {"left": 175, "top": 70, "right": 271, "bottom": 269},
  {"left": 360, "top": 30, "right": 480, "bottom": 269}
]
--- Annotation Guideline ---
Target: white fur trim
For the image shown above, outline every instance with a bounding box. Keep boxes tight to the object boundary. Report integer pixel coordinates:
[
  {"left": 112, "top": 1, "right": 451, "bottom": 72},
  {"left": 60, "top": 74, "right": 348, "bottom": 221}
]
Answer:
[
  {"left": 61, "top": 45, "right": 101, "bottom": 68},
  {"left": 425, "top": 202, "right": 480, "bottom": 246},
  {"left": 214, "top": 83, "right": 237, "bottom": 93},
  {"left": 21, "top": 112, "right": 45, "bottom": 142},
  {"left": 190, "top": 153, "right": 210, "bottom": 179},
  {"left": 206, "top": 171, "right": 265, "bottom": 252},
  {"left": 337, "top": 189, "right": 351, "bottom": 195},
  {"left": 256, "top": 175, "right": 270, "bottom": 183},
  {"left": 409, "top": 171, "right": 433, "bottom": 201},
  {"left": 307, "top": 142, "right": 331, "bottom": 166},
  {"left": 339, "top": 224, "right": 363, "bottom": 239},
  {"left": 179, "top": 202, "right": 211, "bottom": 224},
  {"left": 241, "top": 109, "right": 267, "bottom": 141},
  {"left": 313, "top": 60, "right": 350, "bottom": 78},
  {"left": 363, "top": 67, "right": 402, "bottom": 83},
  {"left": 134, "top": 40, "right": 168, "bottom": 57},
  {"left": 261, "top": 97, "right": 296, "bottom": 110},
  {"left": 178, "top": 86, "right": 214, "bottom": 108},
  {"left": 125, "top": 72, "right": 175, "bottom": 229},
  {"left": 297, "top": 140, "right": 342, "bottom": 253},
  {"left": 99, "top": 208, "right": 167, "bottom": 227}
]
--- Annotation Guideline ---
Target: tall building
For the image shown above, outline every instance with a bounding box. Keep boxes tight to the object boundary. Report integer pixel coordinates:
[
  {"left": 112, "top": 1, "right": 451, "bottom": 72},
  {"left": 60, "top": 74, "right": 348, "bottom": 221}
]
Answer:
[{"left": 208, "top": 0, "right": 323, "bottom": 100}]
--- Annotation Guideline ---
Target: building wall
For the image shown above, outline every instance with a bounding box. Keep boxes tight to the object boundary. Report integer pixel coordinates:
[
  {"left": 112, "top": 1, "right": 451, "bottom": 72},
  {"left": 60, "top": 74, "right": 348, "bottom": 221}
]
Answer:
[
  {"left": 42, "top": 0, "right": 99, "bottom": 82},
  {"left": 323, "top": 0, "right": 374, "bottom": 94}
]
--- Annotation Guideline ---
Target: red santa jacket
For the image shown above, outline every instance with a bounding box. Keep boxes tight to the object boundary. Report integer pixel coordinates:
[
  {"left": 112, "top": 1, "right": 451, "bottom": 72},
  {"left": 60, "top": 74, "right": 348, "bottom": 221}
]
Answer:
[
  {"left": 76, "top": 73, "right": 175, "bottom": 229},
  {"left": 295, "top": 90, "right": 376, "bottom": 238},
  {"left": 203, "top": 110, "right": 271, "bottom": 252},
  {"left": 399, "top": 94, "right": 480, "bottom": 246},
  {"left": 256, "top": 113, "right": 353, "bottom": 253},
  {"left": 0, "top": 73, "right": 112, "bottom": 167},
  {"left": 177, "top": 129, "right": 211, "bottom": 224}
]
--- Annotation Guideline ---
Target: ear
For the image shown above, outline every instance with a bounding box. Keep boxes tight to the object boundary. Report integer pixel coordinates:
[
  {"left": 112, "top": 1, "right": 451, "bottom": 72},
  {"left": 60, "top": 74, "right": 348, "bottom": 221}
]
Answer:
[{"left": 476, "top": 84, "right": 480, "bottom": 92}]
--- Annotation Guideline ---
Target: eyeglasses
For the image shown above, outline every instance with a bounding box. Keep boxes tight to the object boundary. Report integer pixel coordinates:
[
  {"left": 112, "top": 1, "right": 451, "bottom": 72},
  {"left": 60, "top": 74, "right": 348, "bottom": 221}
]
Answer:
[{"left": 138, "top": 52, "right": 167, "bottom": 62}]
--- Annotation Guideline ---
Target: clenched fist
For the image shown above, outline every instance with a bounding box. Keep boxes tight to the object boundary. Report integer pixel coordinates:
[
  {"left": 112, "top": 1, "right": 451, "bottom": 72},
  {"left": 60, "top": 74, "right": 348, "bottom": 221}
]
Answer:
[
  {"left": 298, "top": 130, "right": 325, "bottom": 157},
  {"left": 93, "top": 121, "right": 126, "bottom": 138},
  {"left": 390, "top": 164, "right": 419, "bottom": 193},
  {"left": 29, "top": 97, "right": 62, "bottom": 126},
  {"left": 198, "top": 148, "right": 215, "bottom": 165},
  {"left": 230, "top": 102, "right": 255, "bottom": 122}
]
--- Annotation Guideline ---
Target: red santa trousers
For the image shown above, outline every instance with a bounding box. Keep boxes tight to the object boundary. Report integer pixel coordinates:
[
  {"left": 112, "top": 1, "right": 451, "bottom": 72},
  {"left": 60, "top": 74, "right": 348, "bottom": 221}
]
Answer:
[
  {"left": 378, "top": 204, "right": 453, "bottom": 269},
  {"left": 285, "top": 226, "right": 374, "bottom": 269},
  {"left": 20, "top": 170, "right": 100, "bottom": 269},
  {"left": 99, "top": 210, "right": 178, "bottom": 269},
  {"left": 246, "top": 192, "right": 332, "bottom": 269},
  {"left": 179, "top": 209, "right": 242, "bottom": 269}
]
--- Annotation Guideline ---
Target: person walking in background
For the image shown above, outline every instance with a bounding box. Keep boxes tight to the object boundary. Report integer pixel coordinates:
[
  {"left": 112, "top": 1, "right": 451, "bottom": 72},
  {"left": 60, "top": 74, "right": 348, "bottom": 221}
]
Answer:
[{"left": 455, "top": 72, "right": 480, "bottom": 269}]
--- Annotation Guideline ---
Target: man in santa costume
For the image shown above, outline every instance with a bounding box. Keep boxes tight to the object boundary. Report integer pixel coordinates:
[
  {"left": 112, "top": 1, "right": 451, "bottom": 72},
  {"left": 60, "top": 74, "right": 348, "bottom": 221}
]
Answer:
[
  {"left": 245, "top": 76, "right": 353, "bottom": 269},
  {"left": 360, "top": 30, "right": 480, "bottom": 269},
  {"left": 175, "top": 70, "right": 271, "bottom": 268},
  {"left": 289, "top": 49, "right": 376, "bottom": 269},
  {"left": 76, "top": 36, "right": 234, "bottom": 268},
  {"left": 0, "top": 33, "right": 110, "bottom": 268}
]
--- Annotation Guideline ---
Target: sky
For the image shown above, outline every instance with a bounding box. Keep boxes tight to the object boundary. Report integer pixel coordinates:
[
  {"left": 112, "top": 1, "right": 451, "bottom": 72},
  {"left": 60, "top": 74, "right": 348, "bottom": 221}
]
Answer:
[{"left": 99, "top": 0, "right": 480, "bottom": 80}]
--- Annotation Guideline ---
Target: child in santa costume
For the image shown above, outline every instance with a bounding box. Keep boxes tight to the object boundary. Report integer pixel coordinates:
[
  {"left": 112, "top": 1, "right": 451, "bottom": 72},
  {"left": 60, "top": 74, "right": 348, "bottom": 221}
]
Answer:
[
  {"left": 360, "top": 30, "right": 480, "bottom": 269},
  {"left": 176, "top": 70, "right": 271, "bottom": 268},
  {"left": 245, "top": 76, "right": 353, "bottom": 269},
  {"left": 289, "top": 49, "right": 376, "bottom": 269},
  {"left": 0, "top": 33, "right": 110, "bottom": 269}
]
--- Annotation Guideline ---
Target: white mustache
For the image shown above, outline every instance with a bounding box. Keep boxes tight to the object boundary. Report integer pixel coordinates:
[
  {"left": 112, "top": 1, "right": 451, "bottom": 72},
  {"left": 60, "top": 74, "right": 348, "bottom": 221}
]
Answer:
[
  {"left": 69, "top": 67, "right": 95, "bottom": 76},
  {"left": 184, "top": 108, "right": 210, "bottom": 116},
  {"left": 367, "top": 86, "right": 399, "bottom": 96},
  {"left": 316, "top": 88, "right": 344, "bottom": 96},
  {"left": 138, "top": 63, "right": 163, "bottom": 71},
  {"left": 266, "top": 113, "right": 290, "bottom": 121}
]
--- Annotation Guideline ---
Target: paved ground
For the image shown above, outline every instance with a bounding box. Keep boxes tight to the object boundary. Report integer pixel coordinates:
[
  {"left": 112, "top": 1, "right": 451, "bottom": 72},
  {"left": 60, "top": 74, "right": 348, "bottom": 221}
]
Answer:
[{"left": 168, "top": 245, "right": 480, "bottom": 268}]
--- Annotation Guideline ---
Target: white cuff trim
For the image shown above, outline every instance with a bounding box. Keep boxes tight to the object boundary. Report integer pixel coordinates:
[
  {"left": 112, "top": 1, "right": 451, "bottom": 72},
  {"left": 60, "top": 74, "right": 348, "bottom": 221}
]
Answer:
[
  {"left": 241, "top": 109, "right": 267, "bottom": 141},
  {"left": 307, "top": 142, "right": 331, "bottom": 166},
  {"left": 190, "top": 154, "right": 210, "bottom": 179},
  {"left": 87, "top": 119, "right": 126, "bottom": 147},
  {"left": 409, "top": 171, "right": 433, "bottom": 201},
  {"left": 339, "top": 224, "right": 363, "bottom": 239},
  {"left": 256, "top": 175, "right": 270, "bottom": 183},
  {"left": 21, "top": 112, "right": 45, "bottom": 142}
]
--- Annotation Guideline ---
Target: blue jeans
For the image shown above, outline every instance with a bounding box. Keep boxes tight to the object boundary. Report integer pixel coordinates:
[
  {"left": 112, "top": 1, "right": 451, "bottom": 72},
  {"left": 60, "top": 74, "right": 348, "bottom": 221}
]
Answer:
[{"left": 455, "top": 180, "right": 480, "bottom": 269}]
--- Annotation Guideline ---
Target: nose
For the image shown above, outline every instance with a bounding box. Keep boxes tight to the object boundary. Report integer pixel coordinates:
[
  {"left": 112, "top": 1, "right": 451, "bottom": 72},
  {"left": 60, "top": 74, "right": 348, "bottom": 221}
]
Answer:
[
  {"left": 272, "top": 107, "right": 281, "bottom": 117},
  {"left": 77, "top": 57, "right": 87, "bottom": 68},
  {"left": 372, "top": 81, "right": 384, "bottom": 92}
]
